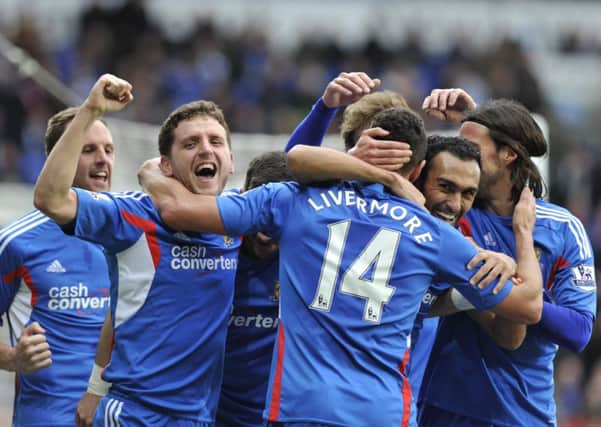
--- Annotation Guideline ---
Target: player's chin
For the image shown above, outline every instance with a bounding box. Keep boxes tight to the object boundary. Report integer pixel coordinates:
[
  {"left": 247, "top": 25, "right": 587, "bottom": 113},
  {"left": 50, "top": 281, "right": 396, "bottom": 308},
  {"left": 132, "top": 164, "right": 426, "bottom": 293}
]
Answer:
[
  {"left": 87, "top": 178, "right": 110, "bottom": 192},
  {"left": 192, "top": 182, "right": 220, "bottom": 196}
]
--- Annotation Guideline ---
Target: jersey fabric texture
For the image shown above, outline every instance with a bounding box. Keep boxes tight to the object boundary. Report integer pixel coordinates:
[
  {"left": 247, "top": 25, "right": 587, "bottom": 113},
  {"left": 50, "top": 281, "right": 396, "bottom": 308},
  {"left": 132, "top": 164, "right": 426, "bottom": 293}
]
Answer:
[
  {"left": 216, "top": 251, "right": 280, "bottom": 427},
  {"left": 419, "top": 200, "right": 596, "bottom": 427},
  {"left": 70, "top": 189, "right": 241, "bottom": 423},
  {"left": 408, "top": 282, "right": 449, "bottom": 398},
  {"left": 0, "top": 210, "right": 109, "bottom": 427},
  {"left": 216, "top": 181, "right": 513, "bottom": 427}
]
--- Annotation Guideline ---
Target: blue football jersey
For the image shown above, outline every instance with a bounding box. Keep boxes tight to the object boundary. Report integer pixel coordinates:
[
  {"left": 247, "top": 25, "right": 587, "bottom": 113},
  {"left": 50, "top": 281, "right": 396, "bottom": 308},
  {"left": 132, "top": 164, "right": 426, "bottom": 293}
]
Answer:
[
  {"left": 216, "top": 251, "right": 280, "bottom": 427},
  {"left": 408, "top": 281, "right": 449, "bottom": 398},
  {"left": 216, "top": 181, "right": 513, "bottom": 427},
  {"left": 70, "top": 189, "right": 241, "bottom": 422},
  {"left": 0, "top": 210, "right": 109, "bottom": 427},
  {"left": 419, "top": 200, "right": 596, "bottom": 427}
]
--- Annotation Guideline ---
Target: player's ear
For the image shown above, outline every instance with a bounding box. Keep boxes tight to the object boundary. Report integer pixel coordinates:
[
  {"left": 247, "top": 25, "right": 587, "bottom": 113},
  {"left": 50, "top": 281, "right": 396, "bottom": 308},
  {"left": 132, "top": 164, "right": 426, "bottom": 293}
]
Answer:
[
  {"left": 159, "top": 155, "right": 174, "bottom": 177},
  {"left": 500, "top": 147, "right": 518, "bottom": 166},
  {"left": 408, "top": 160, "right": 426, "bottom": 183}
]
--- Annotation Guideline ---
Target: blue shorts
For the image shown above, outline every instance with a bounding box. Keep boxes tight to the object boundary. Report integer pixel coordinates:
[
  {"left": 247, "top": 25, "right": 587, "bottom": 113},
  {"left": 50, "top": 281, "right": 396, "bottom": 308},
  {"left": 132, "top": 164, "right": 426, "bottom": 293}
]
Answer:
[
  {"left": 418, "top": 404, "right": 499, "bottom": 427},
  {"left": 93, "top": 394, "right": 214, "bottom": 427}
]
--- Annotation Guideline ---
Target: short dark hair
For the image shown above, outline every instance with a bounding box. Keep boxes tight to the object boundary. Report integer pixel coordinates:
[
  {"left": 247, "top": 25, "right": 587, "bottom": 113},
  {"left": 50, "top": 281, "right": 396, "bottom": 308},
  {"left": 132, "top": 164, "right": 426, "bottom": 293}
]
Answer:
[
  {"left": 369, "top": 107, "right": 427, "bottom": 174},
  {"left": 244, "top": 151, "right": 294, "bottom": 190},
  {"left": 340, "top": 91, "right": 409, "bottom": 151},
  {"left": 463, "top": 99, "right": 547, "bottom": 201},
  {"left": 45, "top": 107, "right": 107, "bottom": 155},
  {"left": 158, "top": 100, "right": 230, "bottom": 156},
  {"left": 417, "top": 135, "right": 481, "bottom": 188}
]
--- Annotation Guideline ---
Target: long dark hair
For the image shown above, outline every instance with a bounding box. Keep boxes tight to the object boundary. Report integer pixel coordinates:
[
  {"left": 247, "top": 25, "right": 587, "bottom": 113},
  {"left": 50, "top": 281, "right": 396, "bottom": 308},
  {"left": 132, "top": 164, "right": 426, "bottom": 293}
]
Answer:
[{"left": 463, "top": 99, "right": 547, "bottom": 203}]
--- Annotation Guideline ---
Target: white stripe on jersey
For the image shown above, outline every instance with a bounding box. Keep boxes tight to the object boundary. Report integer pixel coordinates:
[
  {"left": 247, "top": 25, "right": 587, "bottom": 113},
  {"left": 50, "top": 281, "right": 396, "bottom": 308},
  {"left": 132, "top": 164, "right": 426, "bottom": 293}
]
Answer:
[
  {"left": 537, "top": 205, "right": 590, "bottom": 254},
  {"left": 0, "top": 210, "right": 44, "bottom": 241},
  {"left": 114, "top": 234, "right": 156, "bottom": 328},
  {"left": 112, "top": 191, "right": 146, "bottom": 201},
  {"left": 536, "top": 210, "right": 588, "bottom": 259},
  {"left": 536, "top": 205, "right": 592, "bottom": 259},
  {"left": 0, "top": 214, "right": 50, "bottom": 256},
  {"left": 7, "top": 278, "right": 33, "bottom": 342}
]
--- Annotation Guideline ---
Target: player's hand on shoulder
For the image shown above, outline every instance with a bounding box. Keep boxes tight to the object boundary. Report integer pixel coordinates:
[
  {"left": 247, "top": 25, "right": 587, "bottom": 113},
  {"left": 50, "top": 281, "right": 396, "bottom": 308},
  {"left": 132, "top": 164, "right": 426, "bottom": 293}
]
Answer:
[
  {"left": 15, "top": 322, "right": 52, "bottom": 374},
  {"left": 388, "top": 174, "right": 426, "bottom": 207},
  {"left": 322, "top": 72, "right": 381, "bottom": 108},
  {"left": 76, "top": 392, "right": 102, "bottom": 427},
  {"left": 467, "top": 250, "right": 517, "bottom": 294},
  {"left": 137, "top": 157, "right": 162, "bottom": 190},
  {"left": 422, "top": 88, "right": 476, "bottom": 122},
  {"left": 512, "top": 185, "right": 536, "bottom": 234},
  {"left": 349, "top": 127, "right": 412, "bottom": 171},
  {"left": 84, "top": 73, "right": 134, "bottom": 116}
]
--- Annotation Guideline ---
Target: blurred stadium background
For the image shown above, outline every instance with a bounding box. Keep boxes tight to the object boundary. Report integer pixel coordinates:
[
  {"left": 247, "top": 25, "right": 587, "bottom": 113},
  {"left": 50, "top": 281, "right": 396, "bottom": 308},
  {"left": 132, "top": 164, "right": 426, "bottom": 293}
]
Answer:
[{"left": 0, "top": 0, "right": 600, "bottom": 425}]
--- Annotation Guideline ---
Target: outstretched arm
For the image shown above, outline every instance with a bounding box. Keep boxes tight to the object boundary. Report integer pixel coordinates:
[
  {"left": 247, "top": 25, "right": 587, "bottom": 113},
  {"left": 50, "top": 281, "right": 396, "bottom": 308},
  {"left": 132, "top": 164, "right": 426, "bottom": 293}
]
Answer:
[
  {"left": 422, "top": 88, "right": 477, "bottom": 122},
  {"left": 285, "top": 72, "right": 380, "bottom": 152},
  {"left": 34, "top": 74, "right": 133, "bottom": 224},
  {"left": 138, "top": 159, "right": 225, "bottom": 233},
  {"left": 488, "top": 187, "right": 543, "bottom": 324},
  {"left": 468, "top": 311, "right": 527, "bottom": 351},
  {"left": 285, "top": 72, "right": 411, "bottom": 172},
  {"left": 287, "top": 145, "right": 425, "bottom": 206},
  {"left": 466, "top": 248, "right": 526, "bottom": 349}
]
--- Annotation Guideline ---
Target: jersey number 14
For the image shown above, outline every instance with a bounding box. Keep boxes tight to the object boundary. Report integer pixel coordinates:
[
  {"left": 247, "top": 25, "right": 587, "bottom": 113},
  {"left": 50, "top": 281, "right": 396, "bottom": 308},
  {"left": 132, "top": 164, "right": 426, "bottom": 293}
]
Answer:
[{"left": 310, "top": 220, "right": 399, "bottom": 323}]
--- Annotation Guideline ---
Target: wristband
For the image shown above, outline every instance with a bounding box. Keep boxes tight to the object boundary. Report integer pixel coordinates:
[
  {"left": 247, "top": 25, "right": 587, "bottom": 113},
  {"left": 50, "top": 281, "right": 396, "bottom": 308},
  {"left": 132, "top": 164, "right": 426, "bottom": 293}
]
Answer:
[
  {"left": 450, "top": 289, "right": 475, "bottom": 311},
  {"left": 86, "top": 363, "right": 111, "bottom": 397}
]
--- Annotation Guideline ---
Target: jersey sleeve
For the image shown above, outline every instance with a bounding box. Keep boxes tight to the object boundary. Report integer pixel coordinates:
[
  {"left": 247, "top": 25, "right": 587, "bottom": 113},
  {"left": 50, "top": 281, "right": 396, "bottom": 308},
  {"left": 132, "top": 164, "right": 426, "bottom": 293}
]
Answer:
[
  {"left": 434, "top": 224, "right": 513, "bottom": 311},
  {"left": 284, "top": 98, "right": 338, "bottom": 152},
  {"left": 216, "top": 182, "right": 297, "bottom": 239},
  {"left": 0, "top": 239, "right": 23, "bottom": 323},
  {"left": 548, "top": 218, "right": 596, "bottom": 318},
  {"left": 417, "top": 283, "right": 450, "bottom": 317},
  {"left": 70, "top": 189, "right": 145, "bottom": 253}
]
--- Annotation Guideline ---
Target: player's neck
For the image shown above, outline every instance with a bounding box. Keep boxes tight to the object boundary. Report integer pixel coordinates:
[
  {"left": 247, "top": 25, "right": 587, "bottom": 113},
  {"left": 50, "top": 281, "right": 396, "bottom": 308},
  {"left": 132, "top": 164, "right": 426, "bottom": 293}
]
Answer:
[
  {"left": 486, "top": 197, "right": 515, "bottom": 217},
  {"left": 482, "top": 180, "right": 514, "bottom": 216}
]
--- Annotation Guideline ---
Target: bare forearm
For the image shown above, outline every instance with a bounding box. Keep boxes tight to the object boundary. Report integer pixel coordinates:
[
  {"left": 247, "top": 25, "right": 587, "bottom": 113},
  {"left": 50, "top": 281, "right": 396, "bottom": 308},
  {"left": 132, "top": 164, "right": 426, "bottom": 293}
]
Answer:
[
  {"left": 514, "top": 229, "right": 543, "bottom": 304},
  {"left": 138, "top": 161, "right": 225, "bottom": 233},
  {"left": 160, "top": 195, "right": 226, "bottom": 234},
  {"left": 0, "top": 343, "right": 16, "bottom": 371},
  {"left": 468, "top": 310, "right": 527, "bottom": 350},
  {"left": 287, "top": 145, "right": 394, "bottom": 186},
  {"left": 493, "top": 229, "right": 543, "bottom": 324},
  {"left": 95, "top": 312, "right": 113, "bottom": 367},
  {"left": 471, "top": 230, "right": 531, "bottom": 349},
  {"left": 428, "top": 291, "right": 461, "bottom": 317},
  {"left": 34, "top": 106, "right": 100, "bottom": 222}
]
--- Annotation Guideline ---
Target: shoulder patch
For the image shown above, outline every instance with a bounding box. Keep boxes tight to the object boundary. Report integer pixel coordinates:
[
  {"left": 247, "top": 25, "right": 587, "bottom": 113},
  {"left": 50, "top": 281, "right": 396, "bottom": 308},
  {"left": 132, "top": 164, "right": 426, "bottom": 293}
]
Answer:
[{"left": 571, "top": 265, "right": 596, "bottom": 291}]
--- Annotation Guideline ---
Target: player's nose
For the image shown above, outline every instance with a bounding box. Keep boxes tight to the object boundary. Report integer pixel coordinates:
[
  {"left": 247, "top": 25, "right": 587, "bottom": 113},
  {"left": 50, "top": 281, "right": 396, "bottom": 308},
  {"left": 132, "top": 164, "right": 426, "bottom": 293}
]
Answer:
[{"left": 446, "top": 193, "right": 462, "bottom": 213}]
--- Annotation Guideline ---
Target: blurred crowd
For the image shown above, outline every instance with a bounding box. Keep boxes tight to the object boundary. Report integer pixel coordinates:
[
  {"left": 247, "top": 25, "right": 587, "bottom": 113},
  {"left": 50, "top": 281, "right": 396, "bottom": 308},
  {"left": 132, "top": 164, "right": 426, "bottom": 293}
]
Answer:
[{"left": 0, "top": 1, "right": 599, "bottom": 425}]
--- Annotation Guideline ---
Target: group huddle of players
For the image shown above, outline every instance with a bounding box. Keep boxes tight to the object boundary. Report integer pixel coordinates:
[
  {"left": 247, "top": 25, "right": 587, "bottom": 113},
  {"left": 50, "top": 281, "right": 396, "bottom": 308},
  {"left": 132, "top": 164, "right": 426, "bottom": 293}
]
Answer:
[{"left": 0, "top": 71, "right": 596, "bottom": 427}]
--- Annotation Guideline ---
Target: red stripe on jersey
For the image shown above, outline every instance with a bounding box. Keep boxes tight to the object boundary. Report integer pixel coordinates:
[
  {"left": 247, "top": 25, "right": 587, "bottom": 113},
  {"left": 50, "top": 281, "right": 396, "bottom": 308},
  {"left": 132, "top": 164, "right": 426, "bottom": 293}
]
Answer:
[
  {"left": 3, "top": 266, "right": 38, "bottom": 307},
  {"left": 268, "top": 324, "right": 286, "bottom": 421},
  {"left": 546, "top": 256, "right": 569, "bottom": 291},
  {"left": 121, "top": 210, "right": 161, "bottom": 268},
  {"left": 458, "top": 217, "right": 472, "bottom": 237},
  {"left": 398, "top": 348, "right": 412, "bottom": 427}
]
